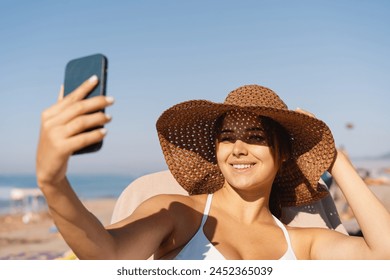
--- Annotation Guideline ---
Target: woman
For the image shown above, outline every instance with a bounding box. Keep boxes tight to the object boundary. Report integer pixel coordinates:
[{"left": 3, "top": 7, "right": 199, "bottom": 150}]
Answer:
[{"left": 36, "top": 76, "right": 390, "bottom": 259}]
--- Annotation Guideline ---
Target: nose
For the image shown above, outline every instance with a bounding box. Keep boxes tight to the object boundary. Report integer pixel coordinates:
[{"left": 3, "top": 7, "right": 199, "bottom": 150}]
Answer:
[{"left": 232, "top": 140, "right": 248, "bottom": 157}]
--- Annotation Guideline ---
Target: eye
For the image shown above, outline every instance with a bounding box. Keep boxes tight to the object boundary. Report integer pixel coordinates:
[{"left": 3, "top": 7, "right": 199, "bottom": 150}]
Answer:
[
  {"left": 250, "top": 135, "right": 265, "bottom": 141},
  {"left": 248, "top": 135, "right": 266, "bottom": 144},
  {"left": 219, "top": 136, "right": 234, "bottom": 143},
  {"left": 218, "top": 133, "right": 235, "bottom": 143}
]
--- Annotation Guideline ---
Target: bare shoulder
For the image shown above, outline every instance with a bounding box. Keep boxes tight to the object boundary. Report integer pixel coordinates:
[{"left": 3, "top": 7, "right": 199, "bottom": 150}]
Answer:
[
  {"left": 139, "top": 193, "right": 207, "bottom": 209},
  {"left": 132, "top": 193, "right": 208, "bottom": 220},
  {"left": 134, "top": 193, "right": 209, "bottom": 258},
  {"left": 107, "top": 194, "right": 206, "bottom": 237},
  {"left": 282, "top": 226, "right": 315, "bottom": 259},
  {"left": 286, "top": 225, "right": 364, "bottom": 259}
]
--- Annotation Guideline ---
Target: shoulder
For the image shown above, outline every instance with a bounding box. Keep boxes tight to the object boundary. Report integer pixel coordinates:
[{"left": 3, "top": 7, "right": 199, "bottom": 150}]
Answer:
[
  {"left": 287, "top": 225, "right": 355, "bottom": 259},
  {"left": 141, "top": 194, "right": 210, "bottom": 257},
  {"left": 140, "top": 193, "right": 208, "bottom": 208},
  {"left": 286, "top": 226, "right": 329, "bottom": 259},
  {"left": 135, "top": 193, "right": 209, "bottom": 220},
  {"left": 110, "top": 194, "right": 208, "bottom": 237}
]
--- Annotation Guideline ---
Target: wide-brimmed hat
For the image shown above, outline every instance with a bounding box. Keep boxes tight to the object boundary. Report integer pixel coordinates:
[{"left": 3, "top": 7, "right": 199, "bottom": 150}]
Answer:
[{"left": 156, "top": 85, "right": 336, "bottom": 207}]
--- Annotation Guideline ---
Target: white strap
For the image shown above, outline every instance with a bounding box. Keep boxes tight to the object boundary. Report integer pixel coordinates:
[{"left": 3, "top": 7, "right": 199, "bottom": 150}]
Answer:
[
  {"left": 200, "top": 194, "right": 213, "bottom": 226},
  {"left": 273, "top": 215, "right": 293, "bottom": 248}
]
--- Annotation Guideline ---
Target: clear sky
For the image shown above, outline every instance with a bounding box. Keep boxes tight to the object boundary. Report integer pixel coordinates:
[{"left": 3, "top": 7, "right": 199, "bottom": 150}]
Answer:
[{"left": 1, "top": 0, "right": 389, "bottom": 176}]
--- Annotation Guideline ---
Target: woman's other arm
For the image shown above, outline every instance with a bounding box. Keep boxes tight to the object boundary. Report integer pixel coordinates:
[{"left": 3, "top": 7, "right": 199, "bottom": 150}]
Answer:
[{"left": 310, "top": 151, "right": 390, "bottom": 259}]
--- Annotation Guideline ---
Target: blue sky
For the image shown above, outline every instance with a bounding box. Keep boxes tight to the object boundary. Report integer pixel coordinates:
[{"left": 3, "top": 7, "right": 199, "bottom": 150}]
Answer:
[{"left": 1, "top": 0, "right": 389, "bottom": 176}]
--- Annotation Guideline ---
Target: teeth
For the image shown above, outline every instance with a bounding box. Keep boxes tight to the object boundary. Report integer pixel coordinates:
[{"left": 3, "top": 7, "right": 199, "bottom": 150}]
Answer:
[{"left": 232, "top": 164, "right": 254, "bottom": 169}]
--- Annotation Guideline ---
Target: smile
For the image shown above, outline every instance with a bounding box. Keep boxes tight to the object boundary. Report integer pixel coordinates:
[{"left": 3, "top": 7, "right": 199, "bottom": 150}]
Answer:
[{"left": 231, "top": 164, "right": 255, "bottom": 170}]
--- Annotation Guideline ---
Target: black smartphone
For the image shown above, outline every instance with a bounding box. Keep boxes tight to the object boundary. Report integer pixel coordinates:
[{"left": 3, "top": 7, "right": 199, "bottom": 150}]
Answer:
[{"left": 63, "top": 53, "right": 108, "bottom": 155}]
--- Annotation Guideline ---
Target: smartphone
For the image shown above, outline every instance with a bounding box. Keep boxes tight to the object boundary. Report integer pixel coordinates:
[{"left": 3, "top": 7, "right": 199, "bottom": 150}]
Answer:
[{"left": 63, "top": 53, "right": 108, "bottom": 154}]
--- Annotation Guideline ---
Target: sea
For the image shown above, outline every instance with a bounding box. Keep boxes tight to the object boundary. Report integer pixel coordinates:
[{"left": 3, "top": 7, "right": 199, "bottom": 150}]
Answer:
[{"left": 0, "top": 174, "right": 135, "bottom": 215}]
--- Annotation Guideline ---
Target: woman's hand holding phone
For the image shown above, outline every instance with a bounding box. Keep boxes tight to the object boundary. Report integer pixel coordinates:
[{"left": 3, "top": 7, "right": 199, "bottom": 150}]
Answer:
[{"left": 36, "top": 75, "right": 114, "bottom": 187}]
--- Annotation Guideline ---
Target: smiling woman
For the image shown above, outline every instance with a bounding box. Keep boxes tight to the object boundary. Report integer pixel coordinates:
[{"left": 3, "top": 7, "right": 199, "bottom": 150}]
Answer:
[{"left": 36, "top": 81, "right": 390, "bottom": 260}]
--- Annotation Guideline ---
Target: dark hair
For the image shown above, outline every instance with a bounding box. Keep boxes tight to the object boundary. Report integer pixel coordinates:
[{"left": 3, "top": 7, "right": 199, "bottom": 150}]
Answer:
[
  {"left": 214, "top": 112, "right": 292, "bottom": 218},
  {"left": 261, "top": 117, "right": 291, "bottom": 218}
]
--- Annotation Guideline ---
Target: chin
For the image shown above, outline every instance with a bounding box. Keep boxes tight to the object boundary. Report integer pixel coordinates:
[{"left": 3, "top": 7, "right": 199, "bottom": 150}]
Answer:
[{"left": 227, "top": 179, "right": 257, "bottom": 191}]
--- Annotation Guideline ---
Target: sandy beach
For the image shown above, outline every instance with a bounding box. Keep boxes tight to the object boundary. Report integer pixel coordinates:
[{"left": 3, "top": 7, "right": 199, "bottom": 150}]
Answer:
[
  {"left": 1, "top": 176, "right": 389, "bottom": 260},
  {"left": 0, "top": 198, "right": 116, "bottom": 260}
]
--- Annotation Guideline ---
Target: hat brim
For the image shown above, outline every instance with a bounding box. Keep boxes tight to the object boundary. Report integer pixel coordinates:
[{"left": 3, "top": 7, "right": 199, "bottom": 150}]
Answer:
[{"left": 157, "top": 99, "right": 336, "bottom": 206}]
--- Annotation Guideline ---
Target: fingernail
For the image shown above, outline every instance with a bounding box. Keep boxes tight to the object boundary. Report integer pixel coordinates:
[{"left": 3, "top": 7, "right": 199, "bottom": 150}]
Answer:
[
  {"left": 105, "top": 114, "right": 112, "bottom": 120},
  {"left": 100, "top": 128, "right": 107, "bottom": 135},
  {"left": 89, "top": 75, "right": 98, "bottom": 83},
  {"left": 105, "top": 96, "right": 115, "bottom": 104}
]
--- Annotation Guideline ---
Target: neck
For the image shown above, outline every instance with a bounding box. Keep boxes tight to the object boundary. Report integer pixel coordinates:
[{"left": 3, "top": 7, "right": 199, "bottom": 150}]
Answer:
[{"left": 214, "top": 184, "right": 273, "bottom": 224}]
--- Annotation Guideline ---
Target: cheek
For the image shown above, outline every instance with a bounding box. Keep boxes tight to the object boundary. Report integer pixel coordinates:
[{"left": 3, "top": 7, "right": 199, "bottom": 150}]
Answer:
[
  {"left": 215, "top": 142, "right": 226, "bottom": 162},
  {"left": 253, "top": 146, "right": 277, "bottom": 165},
  {"left": 215, "top": 142, "right": 233, "bottom": 169}
]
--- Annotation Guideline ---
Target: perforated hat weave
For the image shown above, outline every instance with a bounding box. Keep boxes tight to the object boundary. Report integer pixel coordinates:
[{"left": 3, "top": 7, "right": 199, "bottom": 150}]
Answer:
[{"left": 156, "top": 85, "right": 336, "bottom": 207}]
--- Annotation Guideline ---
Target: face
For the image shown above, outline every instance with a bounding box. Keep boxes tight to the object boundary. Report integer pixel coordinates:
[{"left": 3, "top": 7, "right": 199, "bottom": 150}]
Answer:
[{"left": 216, "top": 110, "right": 279, "bottom": 193}]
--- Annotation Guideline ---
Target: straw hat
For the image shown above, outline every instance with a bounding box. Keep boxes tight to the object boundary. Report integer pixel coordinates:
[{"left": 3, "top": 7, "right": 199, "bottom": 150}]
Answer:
[{"left": 156, "top": 85, "right": 336, "bottom": 207}]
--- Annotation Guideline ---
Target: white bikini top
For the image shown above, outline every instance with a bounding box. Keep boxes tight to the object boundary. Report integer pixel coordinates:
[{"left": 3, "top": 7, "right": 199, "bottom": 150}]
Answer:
[{"left": 174, "top": 194, "right": 297, "bottom": 260}]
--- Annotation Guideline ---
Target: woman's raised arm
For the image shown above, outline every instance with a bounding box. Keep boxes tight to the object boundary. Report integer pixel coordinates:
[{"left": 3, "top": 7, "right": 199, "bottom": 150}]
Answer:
[
  {"left": 330, "top": 151, "right": 390, "bottom": 258},
  {"left": 36, "top": 77, "right": 174, "bottom": 259}
]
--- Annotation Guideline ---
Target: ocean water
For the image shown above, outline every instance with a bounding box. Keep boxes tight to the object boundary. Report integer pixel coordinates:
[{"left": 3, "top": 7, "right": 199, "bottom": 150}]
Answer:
[{"left": 0, "top": 174, "right": 135, "bottom": 215}]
